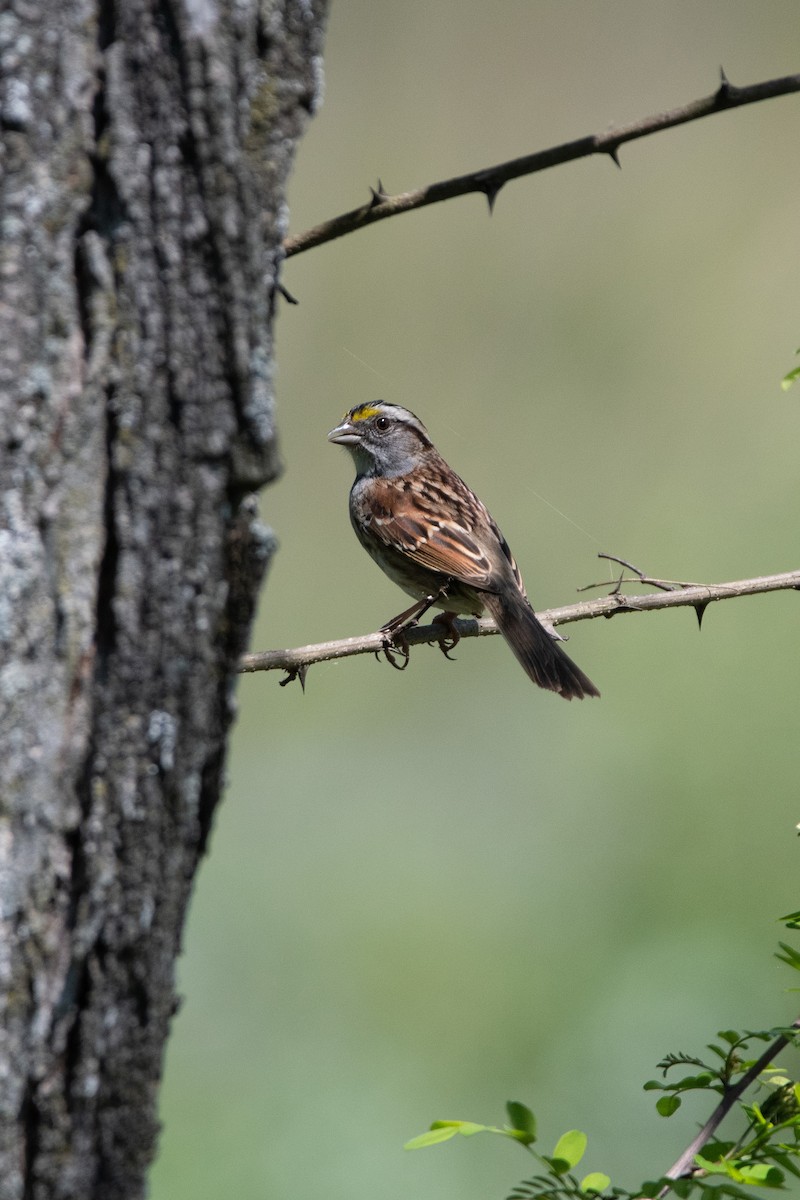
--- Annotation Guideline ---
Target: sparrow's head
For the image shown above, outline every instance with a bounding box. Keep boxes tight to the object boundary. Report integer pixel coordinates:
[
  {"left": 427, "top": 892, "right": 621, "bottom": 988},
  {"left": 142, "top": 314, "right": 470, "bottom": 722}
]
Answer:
[{"left": 328, "top": 401, "right": 434, "bottom": 478}]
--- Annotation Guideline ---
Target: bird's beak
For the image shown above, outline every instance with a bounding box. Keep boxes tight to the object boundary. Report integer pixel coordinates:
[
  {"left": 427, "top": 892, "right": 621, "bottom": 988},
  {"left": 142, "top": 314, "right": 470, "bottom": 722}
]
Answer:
[{"left": 327, "top": 419, "right": 360, "bottom": 446}]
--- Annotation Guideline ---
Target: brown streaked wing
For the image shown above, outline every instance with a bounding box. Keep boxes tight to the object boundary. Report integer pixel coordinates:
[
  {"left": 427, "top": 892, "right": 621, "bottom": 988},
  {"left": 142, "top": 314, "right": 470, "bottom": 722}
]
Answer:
[{"left": 366, "top": 477, "right": 498, "bottom": 588}]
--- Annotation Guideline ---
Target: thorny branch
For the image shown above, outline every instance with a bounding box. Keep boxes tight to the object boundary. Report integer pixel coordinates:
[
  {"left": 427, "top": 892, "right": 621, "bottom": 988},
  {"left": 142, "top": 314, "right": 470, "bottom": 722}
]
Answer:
[
  {"left": 238, "top": 566, "right": 800, "bottom": 687},
  {"left": 282, "top": 71, "right": 800, "bottom": 258}
]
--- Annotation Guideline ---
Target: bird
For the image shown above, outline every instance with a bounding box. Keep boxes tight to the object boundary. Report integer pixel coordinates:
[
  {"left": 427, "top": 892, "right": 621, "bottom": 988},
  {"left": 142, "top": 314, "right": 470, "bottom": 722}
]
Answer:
[{"left": 328, "top": 401, "right": 599, "bottom": 700}]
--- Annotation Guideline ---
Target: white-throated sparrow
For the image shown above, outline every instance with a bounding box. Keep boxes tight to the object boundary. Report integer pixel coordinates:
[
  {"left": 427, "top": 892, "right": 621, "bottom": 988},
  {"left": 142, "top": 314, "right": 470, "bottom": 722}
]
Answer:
[{"left": 328, "top": 402, "right": 599, "bottom": 700}]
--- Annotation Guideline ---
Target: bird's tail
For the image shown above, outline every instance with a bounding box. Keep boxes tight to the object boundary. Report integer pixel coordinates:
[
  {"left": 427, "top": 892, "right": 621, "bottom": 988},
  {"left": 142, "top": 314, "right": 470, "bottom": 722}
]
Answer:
[{"left": 483, "top": 590, "right": 599, "bottom": 700}]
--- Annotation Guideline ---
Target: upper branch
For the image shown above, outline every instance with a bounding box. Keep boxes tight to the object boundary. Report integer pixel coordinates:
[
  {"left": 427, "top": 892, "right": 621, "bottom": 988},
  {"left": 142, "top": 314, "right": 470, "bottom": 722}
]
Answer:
[{"left": 282, "top": 72, "right": 800, "bottom": 258}]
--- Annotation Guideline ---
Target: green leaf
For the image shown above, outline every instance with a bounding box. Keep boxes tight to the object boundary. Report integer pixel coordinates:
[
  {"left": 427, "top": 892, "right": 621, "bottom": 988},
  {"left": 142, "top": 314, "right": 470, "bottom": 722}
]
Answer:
[
  {"left": 702, "top": 1140, "right": 736, "bottom": 1160},
  {"left": 454, "top": 1122, "right": 487, "bottom": 1137},
  {"left": 670, "top": 1072, "right": 717, "bottom": 1091},
  {"left": 737, "top": 1164, "right": 785, "bottom": 1187},
  {"left": 770, "top": 1151, "right": 800, "bottom": 1181},
  {"left": 718, "top": 1030, "right": 742, "bottom": 1045},
  {"left": 506, "top": 1101, "right": 537, "bottom": 1144},
  {"left": 581, "top": 1172, "right": 611, "bottom": 1194},
  {"left": 714, "top": 1185, "right": 758, "bottom": 1200},
  {"left": 404, "top": 1126, "right": 461, "bottom": 1150},
  {"left": 639, "top": 1181, "right": 666, "bottom": 1198},
  {"left": 692, "top": 1156, "right": 786, "bottom": 1187},
  {"left": 713, "top": 1185, "right": 761, "bottom": 1200},
  {"left": 780, "top": 910, "right": 800, "bottom": 929},
  {"left": 405, "top": 1118, "right": 509, "bottom": 1145},
  {"left": 693, "top": 1154, "right": 737, "bottom": 1178},
  {"left": 548, "top": 1159, "right": 571, "bottom": 1177},
  {"left": 552, "top": 1130, "right": 588, "bottom": 1169},
  {"left": 781, "top": 351, "right": 800, "bottom": 391},
  {"left": 656, "top": 1095, "right": 681, "bottom": 1117},
  {"left": 744, "top": 1102, "right": 769, "bottom": 1128},
  {"left": 775, "top": 942, "right": 800, "bottom": 971}
]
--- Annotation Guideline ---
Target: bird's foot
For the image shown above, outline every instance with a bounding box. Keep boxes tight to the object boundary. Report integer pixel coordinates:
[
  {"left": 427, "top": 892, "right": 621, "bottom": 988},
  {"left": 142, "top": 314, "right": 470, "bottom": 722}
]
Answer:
[
  {"left": 376, "top": 584, "right": 456, "bottom": 670},
  {"left": 377, "top": 628, "right": 411, "bottom": 671},
  {"left": 431, "top": 611, "right": 461, "bottom": 660},
  {"left": 377, "top": 601, "right": 422, "bottom": 669}
]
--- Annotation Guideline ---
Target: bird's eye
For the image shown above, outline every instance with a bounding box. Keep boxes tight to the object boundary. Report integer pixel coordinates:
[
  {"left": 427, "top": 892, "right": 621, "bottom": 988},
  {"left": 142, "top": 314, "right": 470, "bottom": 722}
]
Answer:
[{"left": 375, "top": 416, "right": 390, "bottom": 432}]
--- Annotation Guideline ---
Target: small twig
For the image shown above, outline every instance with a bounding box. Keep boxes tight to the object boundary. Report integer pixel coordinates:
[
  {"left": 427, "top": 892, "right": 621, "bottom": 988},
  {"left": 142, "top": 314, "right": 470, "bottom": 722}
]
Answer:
[
  {"left": 274, "top": 281, "right": 299, "bottom": 305},
  {"left": 579, "top": 554, "right": 700, "bottom": 594},
  {"left": 600, "top": 553, "right": 648, "bottom": 578},
  {"left": 658, "top": 1017, "right": 800, "bottom": 1196},
  {"left": 238, "top": 568, "right": 800, "bottom": 684},
  {"left": 283, "top": 72, "right": 800, "bottom": 258}
]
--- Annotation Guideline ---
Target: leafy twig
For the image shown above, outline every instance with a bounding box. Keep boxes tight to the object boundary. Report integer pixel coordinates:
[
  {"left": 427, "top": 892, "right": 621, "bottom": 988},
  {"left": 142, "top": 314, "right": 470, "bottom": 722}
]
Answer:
[{"left": 659, "top": 1019, "right": 800, "bottom": 1194}]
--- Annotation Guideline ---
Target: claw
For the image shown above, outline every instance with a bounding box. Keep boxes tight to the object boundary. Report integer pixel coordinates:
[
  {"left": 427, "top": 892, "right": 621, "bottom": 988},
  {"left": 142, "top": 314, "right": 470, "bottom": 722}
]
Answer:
[
  {"left": 379, "top": 631, "right": 410, "bottom": 670},
  {"left": 431, "top": 611, "right": 461, "bottom": 659}
]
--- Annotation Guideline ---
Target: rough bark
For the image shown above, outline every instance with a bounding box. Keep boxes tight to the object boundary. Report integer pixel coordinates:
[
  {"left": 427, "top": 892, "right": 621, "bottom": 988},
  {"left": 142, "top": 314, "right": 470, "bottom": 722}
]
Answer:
[{"left": 0, "top": 2, "right": 326, "bottom": 1197}]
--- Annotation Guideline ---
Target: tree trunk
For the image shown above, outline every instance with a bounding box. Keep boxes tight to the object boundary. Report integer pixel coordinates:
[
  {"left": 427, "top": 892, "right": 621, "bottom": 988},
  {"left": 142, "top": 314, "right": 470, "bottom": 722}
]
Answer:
[{"left": 0, "top": 2, "right": 326, "bottom": 1196}]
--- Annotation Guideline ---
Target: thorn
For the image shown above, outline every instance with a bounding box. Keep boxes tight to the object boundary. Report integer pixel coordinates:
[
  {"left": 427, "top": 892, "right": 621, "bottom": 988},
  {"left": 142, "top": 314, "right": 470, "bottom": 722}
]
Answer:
[
  {"left": 607, "top": 145, "right": 622, "bottom": 169},
  {"left": 275, "top": 282, "right": 299, "bottom": 306},
  {"left": 717, "top": 67, "right": 733, "bottom": 102},
  {"left": 484, "top": 182, "right": 501, "bottom": 214},
  {"left": 603, "top": 601, "right": 636, "bottom": 617},
  {"left": 279, "top": 663, "right": 308, "bottom": 690},
  {"left": 368, "top": 179, "right": 389, "bottom": 209},
  {"left": 694, "top": 601, "right": 708, "bottom": 630}
]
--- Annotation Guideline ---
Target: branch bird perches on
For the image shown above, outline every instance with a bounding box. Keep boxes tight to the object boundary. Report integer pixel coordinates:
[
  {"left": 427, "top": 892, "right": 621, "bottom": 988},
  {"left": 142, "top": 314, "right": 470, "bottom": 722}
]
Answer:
[{"left": 239, "top": 565, "right": 800, "bottom": 689}]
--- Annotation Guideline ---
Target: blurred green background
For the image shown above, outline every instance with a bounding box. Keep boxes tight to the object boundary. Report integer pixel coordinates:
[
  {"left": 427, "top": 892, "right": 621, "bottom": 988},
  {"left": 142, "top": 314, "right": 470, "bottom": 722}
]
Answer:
[{"left": 151, "top": 4, "right": 800, "bottom": 1198}]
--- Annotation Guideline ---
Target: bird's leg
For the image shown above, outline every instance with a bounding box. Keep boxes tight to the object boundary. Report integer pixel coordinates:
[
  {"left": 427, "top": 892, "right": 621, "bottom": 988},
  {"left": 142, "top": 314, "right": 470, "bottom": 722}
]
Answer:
[
  {"left": 380, "top": 596, "right": 431, "bottom": 636},
  {"left": 377, "top": 582, "right": 454, "bottom": 669},
  {"left": 380, "top": 581, "right": 453, "bottom": 636}
]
